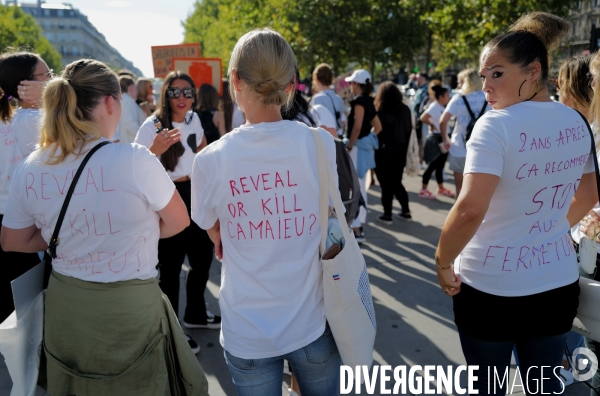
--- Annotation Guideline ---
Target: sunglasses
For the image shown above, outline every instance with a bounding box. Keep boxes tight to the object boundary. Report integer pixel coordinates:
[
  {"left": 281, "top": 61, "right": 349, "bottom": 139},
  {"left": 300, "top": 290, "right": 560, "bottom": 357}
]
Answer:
[{"left": 166, "top": 87, "right": 194, "bottom": 99}]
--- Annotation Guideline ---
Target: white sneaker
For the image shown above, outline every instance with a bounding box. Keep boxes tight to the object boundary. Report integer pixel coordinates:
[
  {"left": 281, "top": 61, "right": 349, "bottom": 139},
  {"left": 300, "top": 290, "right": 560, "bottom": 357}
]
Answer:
[
  {"left": 287, "top": 388, "right": 299, "bottom": 396},
  {"left": 283, "top": 359, "right": 291, "bottom": 376}
]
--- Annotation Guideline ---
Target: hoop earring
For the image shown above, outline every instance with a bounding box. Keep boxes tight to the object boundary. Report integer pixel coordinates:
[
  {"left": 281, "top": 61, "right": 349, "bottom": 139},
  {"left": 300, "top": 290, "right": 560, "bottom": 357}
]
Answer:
[{"left": 518, "top": 79, "right": 528, "bottom": 98}]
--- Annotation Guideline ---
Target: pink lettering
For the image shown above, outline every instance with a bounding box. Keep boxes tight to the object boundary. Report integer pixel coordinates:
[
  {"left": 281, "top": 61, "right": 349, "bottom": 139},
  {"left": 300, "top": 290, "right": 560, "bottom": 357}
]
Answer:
[
  {"left": 295, "top": 216, "right": 305, "bottom": 236},
  {"left": 275, "top": 172, "right": 284, "bottom": 188},
  {"left": 265, "top": 220, "right": 275, "bottom": 239},
  {"left": 249, "top": 221, "right": 263, "bottom": 239},
  {"left": 526, "top": 187, "right": 546, "bottom": 215},
  {"left": 262, "top": 173, "right": 271, "bottom": 190},
  {"left": 483, "top": 246, "right": 502, "bottom": 267},
  {"left": 52, "top": 173, "right": 69, "bottom": 195},
  {"left": 293, "top": 194, "right": 302, "bottom": 212},
  {"left": 261, "top": 198, "right": 272, "bottom": 215},
  {"left": 69, "top": 214, "right": 84, "bottom": 236},
  {"left": 108, "top": 212, "right": 121, "bottom": 234},
  {"left": 229, "top": 180, "right": 240, "bottom": 197},
  {"left": 92, "top": 213, "right": 106, "bottom": 236},
  {"left": 25, "top": 173, "right": 38, "bottom": 199},
  {"left": 237, "top": 202, "right": 247, "bottom": 217},
  {"left": 240, "top": 177, "right": 250, "bottom": 193},
  {"left": 501, "top": 247, "right": 515, "bottom": 271},
  {"left": 284, "top": 218, "right": 291, "bottom": 239},
  {"left": 41, "top": 172, "right": 51, "bottom": 200},
  {"left": 282, "top": 195, "right": 292, "bottom": 214},
  {"left": 287, "top": 170, "right": 297, "bottom": 187},
  {"left": 100, "top": 167, "right": 116, "bottom": 192},
  {"left": 227, "top": 221, "right": 235, "bottom": 238},
  {"left": 236, "top": 223, "right": 247, "bottom": 240}
]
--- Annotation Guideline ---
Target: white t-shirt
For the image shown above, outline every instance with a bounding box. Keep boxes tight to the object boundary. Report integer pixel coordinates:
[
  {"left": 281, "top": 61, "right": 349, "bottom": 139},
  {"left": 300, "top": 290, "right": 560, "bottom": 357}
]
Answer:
[
  {"left": 135, "top": 111, "right": 204, "bottom": 180},
  {"left": 191, "top": 120, "right": 338, "bottom": 359},
  {"left": 232, "top": 104, "right": 245, "bottom": 130},
  {"left": 3, "top": 139, "right": 175, "bottom": 282},
  {"left": 312, "top": 104, "right": 337, "bottom": 130},
  {"left": 444, "top": 91, "right": 490, "bottom": 158},
  {"left": 116, "top": 93, "right": 146, "bottom": 145},
  {"left": 311, "top": 90, "right": 345, "bottom": 134},
  {"left": 457, "top": 101, "right": 594, "bottom": 296},
  {"left": 0, "top": 108, "right": 42, "bottom": 214},
  {"left": 423, "top": 101, "right": 445, "bottom": 134}
]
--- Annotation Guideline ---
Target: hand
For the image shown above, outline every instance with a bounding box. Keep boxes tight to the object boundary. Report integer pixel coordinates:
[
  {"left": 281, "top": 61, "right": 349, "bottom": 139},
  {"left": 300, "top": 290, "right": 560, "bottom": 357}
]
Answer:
[
  {"left": 18, "top": 80, "right": 46, "bottom": 107},
  {"left": 443, "top": 139, "right": 451, "bottom": 151},
  {"left": 437, "top": 265, "right": 461, "bottom": 296},
  {"left": 207, "top": 220, "right": 223, "bottom": 260},
  {"left": 149, "top": 128, "right": 181, "bottom": 156},
  {"left": 580, "top": 211, "right": 600, "bottom": 241}
]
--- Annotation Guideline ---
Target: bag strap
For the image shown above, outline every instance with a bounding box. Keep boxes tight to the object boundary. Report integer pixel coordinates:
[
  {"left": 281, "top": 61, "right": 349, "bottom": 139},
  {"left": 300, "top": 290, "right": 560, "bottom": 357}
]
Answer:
[
  {"left": 477, "top": 100, "right": 487, "bottom": 118},
  {"left": 574, "top": 110, "right": 600, "bottom": 202},
  {"left": 308, "top": 128, "right": 353, "bottom": 255},
  {"left": 47, "top": 141, "right": 111, "bottom": 259},
  {"left": 461, "top": 95, "right": 476, "bottom": 121},
  {"left": 323, "top": 91, "right": 341, "bottom": 129}
]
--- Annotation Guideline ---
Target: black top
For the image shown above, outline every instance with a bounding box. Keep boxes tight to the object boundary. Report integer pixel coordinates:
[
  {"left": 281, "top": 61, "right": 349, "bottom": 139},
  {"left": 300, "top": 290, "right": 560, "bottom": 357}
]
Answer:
[
  {"left": 376, "top": 104, "right": 412, "bottom": 152},
  {"left": 195, "top": 108, "right": 220, "bottom": 145},
  {"left": 348, "top": 95, "right": 376, "bottom": 139}
]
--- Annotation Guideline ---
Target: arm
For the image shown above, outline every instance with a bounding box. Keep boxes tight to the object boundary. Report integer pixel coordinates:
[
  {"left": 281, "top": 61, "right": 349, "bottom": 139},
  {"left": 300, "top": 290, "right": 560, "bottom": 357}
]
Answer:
[
  {"left": 157, "top": 190, "right": 190, "bottom": 238},
  {"left": 371, "top": 114, "right": 382, "bottom": 135},
  {"left": 207, "top": 220, "right": 223, "bottom": 260},
  {"left": 567, "top": 172, "right": 598, "bottom": 227},
  {"left": 1, "top": 225, "right": 47, "bottom": 253},
  {"left": 435, "top": 172, "right": 500, "bottom": 296},
  {"left": 439, "top": 111, "right": 452, "bottom": 148},
  {"left": 214, "top": 111, "right": 227, "bottom": 137},
  {"left": 348, "top": 104, "right": 364, "bottom": 150},
  {"left": 420, "top": 113, "right": 437, "bottom": 132},
  {"left": 197, "top": 135, "right": 207, "bottom": 153}
]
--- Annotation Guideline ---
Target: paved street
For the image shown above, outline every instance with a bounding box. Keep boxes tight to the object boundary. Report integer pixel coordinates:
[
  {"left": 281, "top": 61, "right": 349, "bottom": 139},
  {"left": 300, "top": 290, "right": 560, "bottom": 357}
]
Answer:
[{"left": 0, "top": 167, "right": 591, "bottom": 395}]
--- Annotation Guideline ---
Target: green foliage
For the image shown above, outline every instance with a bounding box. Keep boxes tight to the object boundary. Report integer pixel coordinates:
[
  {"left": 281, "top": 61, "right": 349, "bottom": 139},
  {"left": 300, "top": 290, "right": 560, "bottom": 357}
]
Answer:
[
  {"left": 0, "top": 4, "right": 62, "bottom": 71},
  {"left": 417, "top": 0, "right": 577, "bottom": 70},
  {"left": 183, "top": 0, "right": 579, "bottom": 78}
]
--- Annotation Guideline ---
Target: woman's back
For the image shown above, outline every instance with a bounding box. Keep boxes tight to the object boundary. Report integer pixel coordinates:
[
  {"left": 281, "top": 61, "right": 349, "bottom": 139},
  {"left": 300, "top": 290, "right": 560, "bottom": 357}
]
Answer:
[
  {"left": 377, "top": 103, "right": 412, "bottom": 151},
  {"left": 4, "top": 140, "right": 174, "bottom": 282},
  {"left": 447, "top": 90, "right": 489, "bottom": 157},
  {"left": 192, "top": 120, "right": 337, "bottom": 357},
  {"left": 459, "top": 101, "right": 592, "bottom": 295}
]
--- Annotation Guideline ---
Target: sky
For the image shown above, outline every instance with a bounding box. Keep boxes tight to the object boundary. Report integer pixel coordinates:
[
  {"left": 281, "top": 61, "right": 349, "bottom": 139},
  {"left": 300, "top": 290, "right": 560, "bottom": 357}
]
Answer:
[{"left": 71, "top": 0, "right": 195, "bottom": 77}]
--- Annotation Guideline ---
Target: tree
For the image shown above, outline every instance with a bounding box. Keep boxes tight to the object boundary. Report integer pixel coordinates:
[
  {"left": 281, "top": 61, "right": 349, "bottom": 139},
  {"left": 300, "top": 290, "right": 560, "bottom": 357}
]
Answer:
[
  {"left": 417, "top": 0, "right": 577, "bottom": 70},
  {"left": 0, "top": 4, "right": 62, "bottom": 71}
]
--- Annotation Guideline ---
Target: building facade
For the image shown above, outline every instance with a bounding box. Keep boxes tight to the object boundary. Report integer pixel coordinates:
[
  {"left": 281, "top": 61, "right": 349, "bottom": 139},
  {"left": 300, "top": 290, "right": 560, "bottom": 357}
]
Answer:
[
  {"left": 567, "top": 0, "right": 600, "bottom": 56},
  {"left": 9, "top": 0, "right": 142, "bottom": 76}
]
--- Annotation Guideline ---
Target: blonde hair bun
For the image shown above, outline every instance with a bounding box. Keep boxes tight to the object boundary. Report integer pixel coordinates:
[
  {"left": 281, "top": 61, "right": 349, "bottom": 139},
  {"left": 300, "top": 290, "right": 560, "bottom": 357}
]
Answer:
[
  {"left": 509, "top": 11, "right": 569, "bottom": 53},
  {"left": 228, "top": 28, "right": 296, "bottom": 109}
]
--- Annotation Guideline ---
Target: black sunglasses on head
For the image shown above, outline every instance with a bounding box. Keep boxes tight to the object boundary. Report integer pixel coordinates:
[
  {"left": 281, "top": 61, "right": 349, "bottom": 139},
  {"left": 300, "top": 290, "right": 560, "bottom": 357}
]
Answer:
[{"left": 166, "top": 87, "right": 195, "bottom": 99}]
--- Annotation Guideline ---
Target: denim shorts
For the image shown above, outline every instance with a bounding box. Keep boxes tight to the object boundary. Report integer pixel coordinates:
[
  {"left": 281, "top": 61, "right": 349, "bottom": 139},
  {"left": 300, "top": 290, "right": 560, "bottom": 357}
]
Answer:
[{"left": 224, "top": 324, "right": 342, "bottom": 396}]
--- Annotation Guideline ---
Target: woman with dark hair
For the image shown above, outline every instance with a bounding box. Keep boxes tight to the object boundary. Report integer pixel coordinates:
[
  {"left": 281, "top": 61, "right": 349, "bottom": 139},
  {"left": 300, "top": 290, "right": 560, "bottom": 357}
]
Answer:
[
  {"left": 1, "top": 59, "right": 207, "bottom": 395},
  {"left": 0, "top": 50, "right": 52, "bottom": 322},
  {"left": 419, "top": 85, "right": 454, "bottom": 200},
  {"left": 220, "top": 80, "right": 235, "bottom": 133},
  {"left": 196, "top": 83, "right": 226, "bottom": 144},
  {"left": 345, "top": 69, "right": 381, "bottom": 242},
  {"left": 135, "top": 71, "right": 219, "bottom": 356},
  {"left": 436, "top": 12, "right": 597, "bottom": 394},
  {"left": 373, "top": 81, "right": 414, "bottom": 224}
]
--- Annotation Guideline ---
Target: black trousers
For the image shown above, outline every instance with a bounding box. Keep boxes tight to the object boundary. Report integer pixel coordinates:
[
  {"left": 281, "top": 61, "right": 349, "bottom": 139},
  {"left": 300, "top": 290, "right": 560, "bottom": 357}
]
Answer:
[
  {"left": 374, "top": 149, "right": 410, "bottom": 216},
  {"left": 0, "top": 214, "right": 40, "bottom": 322},
  {"left": 158, "top": 181, "right": 214, "bottom": 322},
  {"left": 422, "top": 152, "right": 448, "bottom": 186}
]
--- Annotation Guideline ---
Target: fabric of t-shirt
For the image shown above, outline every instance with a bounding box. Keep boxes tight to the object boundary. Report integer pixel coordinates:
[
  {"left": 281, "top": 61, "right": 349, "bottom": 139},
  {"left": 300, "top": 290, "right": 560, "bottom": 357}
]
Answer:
[
  {"left": 444, "top": 91, "right": 490, "bottom": 158},
  {"left": 348, "top": 95, "right": 376, "bottom": 139},
  {"left": 191, "top": 120, "right": 339, "bottom": 359},
  {"left": 0, "top": 108, "right": 41, "bottom": 214},
  {"left": 376, "top": 104, "right": 412, "bottom": 152},
  {"left": 2, "top": 139, "right": 175, "bottom": 282},
  {"left": 423, "top": 101, "right": 445, "bottom": 134},
  {"left": 135, "top": 111, "right": 204, "bottom": 181},
  {"left": 232, "top": 104, "right": 245, "bottom": 130},
  {"left": 311, "top": 90, "right": 345, "bottom": 132},
  {"left": 457, "top": 101, "right": 594, "bottom": 297},
  {"left": 195, "top": 108, "right": 220, "bottom": 145},
  {"left": 312, "top": 104, "right": 336, "bottom": 130}
]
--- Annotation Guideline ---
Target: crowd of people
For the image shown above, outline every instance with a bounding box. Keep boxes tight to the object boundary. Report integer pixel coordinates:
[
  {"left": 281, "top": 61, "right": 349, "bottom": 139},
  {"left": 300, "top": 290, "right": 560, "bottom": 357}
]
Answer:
[{"left": 1, "top": 9, "right": 600, "bottom": 396}]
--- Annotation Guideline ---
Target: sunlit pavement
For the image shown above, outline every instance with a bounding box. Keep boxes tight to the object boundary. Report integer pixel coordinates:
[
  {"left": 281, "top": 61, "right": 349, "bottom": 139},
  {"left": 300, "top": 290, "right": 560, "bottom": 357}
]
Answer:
[{"left": 0, "top": 167, "right": 589, "bottom": 395}]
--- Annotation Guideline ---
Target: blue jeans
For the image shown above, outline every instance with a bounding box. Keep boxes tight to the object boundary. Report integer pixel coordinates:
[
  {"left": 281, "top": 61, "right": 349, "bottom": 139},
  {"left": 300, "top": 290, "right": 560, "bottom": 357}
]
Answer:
[
  {"left": 458, "top": 329, "right": 568, "bottom": 395},
  {"left": 224, "top": 324, "right": 342, "bottom": 396}
]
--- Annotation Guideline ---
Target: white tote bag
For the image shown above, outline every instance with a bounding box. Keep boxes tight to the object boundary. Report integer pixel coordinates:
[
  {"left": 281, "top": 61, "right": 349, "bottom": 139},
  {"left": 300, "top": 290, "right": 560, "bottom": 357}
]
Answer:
[{"left": 309, "top": 128, "right": 376, "bottom": 369}]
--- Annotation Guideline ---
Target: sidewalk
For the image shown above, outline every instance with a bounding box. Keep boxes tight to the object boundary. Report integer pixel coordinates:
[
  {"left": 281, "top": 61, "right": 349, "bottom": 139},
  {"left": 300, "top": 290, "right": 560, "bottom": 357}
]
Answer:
[{"left": 0, "top": 167, "right": 590, "bottom": 395}]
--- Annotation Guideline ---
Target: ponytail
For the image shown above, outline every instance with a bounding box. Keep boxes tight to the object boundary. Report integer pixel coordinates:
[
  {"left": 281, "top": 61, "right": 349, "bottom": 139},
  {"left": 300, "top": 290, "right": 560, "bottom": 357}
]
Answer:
[{"left": 40, "top": 59, "right": 120, "bottom": 164}]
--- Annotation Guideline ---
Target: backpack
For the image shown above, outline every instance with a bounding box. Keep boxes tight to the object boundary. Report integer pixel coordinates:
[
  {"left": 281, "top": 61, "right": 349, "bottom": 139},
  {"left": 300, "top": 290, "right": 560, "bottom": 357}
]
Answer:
[
  {"left": 461, "top": 95, "right": 487, "bottom": 142},
  {"left": 334, "top": 139, "right": 360, "bottom": 226},
  {"left": 323, "top": 91, "right": 342, "bottom": 130}
]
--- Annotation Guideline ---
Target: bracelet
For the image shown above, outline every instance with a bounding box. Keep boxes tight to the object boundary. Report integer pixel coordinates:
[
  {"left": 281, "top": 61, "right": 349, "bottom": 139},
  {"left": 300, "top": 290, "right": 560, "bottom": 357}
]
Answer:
[{"left": 435, "top": 256, "right": 452, "bottom": 270}]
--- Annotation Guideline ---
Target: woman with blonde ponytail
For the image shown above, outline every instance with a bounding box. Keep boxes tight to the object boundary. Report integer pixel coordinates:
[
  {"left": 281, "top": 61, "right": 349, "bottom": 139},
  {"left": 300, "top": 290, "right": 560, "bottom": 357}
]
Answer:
[
  {"left": 191, "top": 28, "right": 342, "bottom": 395},
  {"left": 0, "top": 50, "right": 52, "bottom": 323},
  {"left": 0, "top": 59, "right": 208, "bottom": 395},
  {"left": 435, "top": 12, "right": 598, "bottom": 394}
]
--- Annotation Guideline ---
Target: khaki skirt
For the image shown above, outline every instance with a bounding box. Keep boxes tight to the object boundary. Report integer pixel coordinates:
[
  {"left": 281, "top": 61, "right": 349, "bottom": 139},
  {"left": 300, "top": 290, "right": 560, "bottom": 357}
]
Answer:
[{"left": 43, "top": 271, "right": 208, "bottom": 396}]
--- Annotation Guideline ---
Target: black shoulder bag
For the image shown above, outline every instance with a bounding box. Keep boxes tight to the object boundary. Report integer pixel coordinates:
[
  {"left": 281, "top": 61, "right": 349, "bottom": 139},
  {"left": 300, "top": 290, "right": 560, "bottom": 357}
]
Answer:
[
  {"left": 43, "top": 141, "right": 111, "bottom": 286},
  {"left": 462, "top": 95, "right": 487, "bottom": 142},
  {"left": 324, "top": 91, "right": 342, "bottom": 130}
]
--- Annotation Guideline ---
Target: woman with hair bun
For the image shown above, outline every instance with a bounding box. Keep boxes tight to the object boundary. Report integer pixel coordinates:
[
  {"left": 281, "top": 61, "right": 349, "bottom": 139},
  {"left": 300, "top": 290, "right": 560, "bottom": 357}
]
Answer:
[
  {"left": 419, "top": 85, "right": 454, "bottom": 200},
  {"left": 135, "top": 71, "right": 217, "bottom": 356},
  {"left": 435, "top": 12, "right": 598, "bottom": 394},
  {"left": 0, "top": 50, "right": 52, "bottom": 322},
  {"left": 439, "top": 68, "right": 490, "bottom": 197},
  {"left": 0, "top": 59, "right": 207, "bottom": 395},
  {"left": 191, "top": 28, "right": 342, "bottom": 395}
]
